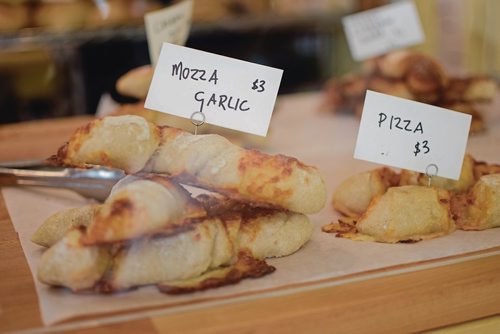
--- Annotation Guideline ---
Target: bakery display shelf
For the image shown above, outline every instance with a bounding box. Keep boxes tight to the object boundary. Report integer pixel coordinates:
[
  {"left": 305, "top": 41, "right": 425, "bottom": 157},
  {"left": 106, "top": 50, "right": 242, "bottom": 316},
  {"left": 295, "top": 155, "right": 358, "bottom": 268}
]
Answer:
[
  {"left": 190, "top": 11, "right": 343, "bottom": 34},
  {"left": 1, "top": 92, "right": 500, "bottom": 333},
  {"left": 0, "top": 12, "right": 342, "bottom": 49},
  {"left": 0, "top": 26, "right": 147, "bottom": 48}
]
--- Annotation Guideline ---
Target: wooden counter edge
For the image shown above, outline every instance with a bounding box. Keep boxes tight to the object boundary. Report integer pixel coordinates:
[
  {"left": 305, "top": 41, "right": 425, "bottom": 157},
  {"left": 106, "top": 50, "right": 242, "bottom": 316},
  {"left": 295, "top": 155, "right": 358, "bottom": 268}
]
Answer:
[
  {"left": 94, "top": 255, "right": 500, "bottom": 333},
  {"left": 7, "top": 250, "right": 499, "bottom": 334},
  {"left": 149, "top": 252, "right": 500, "bottom": 334}
]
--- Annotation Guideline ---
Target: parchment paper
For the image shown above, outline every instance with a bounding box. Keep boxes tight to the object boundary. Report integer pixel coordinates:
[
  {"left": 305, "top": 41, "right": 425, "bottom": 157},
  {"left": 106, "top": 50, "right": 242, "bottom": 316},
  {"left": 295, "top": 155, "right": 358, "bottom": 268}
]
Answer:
[{"left": 3, "top": 92, "right": 500, "bottom": 325}]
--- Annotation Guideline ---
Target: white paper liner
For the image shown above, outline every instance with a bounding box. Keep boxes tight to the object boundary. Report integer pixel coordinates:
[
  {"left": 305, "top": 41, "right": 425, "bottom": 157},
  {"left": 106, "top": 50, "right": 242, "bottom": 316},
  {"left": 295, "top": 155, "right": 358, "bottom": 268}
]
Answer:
[{"left": 3, "top": 92, "right": 500, "bottom": 326}]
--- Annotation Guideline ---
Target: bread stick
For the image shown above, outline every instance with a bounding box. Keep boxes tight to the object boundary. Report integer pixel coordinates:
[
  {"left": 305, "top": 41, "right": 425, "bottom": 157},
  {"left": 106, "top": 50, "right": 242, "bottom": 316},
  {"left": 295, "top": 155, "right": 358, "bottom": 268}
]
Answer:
[
  {"left": 36, "top": 185, "right": 313, "bottom": 292},
  {"left": 56, "top": 115, "right": 327, "bottom": 214}
]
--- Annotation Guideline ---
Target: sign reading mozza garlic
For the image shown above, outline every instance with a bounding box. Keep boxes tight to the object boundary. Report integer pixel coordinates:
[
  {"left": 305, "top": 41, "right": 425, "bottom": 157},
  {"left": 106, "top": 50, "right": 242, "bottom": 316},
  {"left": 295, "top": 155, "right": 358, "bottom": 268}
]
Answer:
[
  {"left": 145, "top": 43, "right": 283, "bottom": 136},
  {"left": 170, "top": 61, "right": 250, "bottom": 113}
]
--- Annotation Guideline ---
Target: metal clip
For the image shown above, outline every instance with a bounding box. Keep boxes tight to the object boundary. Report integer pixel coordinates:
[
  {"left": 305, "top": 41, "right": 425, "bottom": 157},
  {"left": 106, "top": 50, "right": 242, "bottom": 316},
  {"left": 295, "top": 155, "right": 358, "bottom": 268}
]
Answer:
[
  {"left": 190, "top": 111, "right": 206, "bottom": 135},
  {"left": 425, "top": 163, "right": 438, "bottom": 187}
]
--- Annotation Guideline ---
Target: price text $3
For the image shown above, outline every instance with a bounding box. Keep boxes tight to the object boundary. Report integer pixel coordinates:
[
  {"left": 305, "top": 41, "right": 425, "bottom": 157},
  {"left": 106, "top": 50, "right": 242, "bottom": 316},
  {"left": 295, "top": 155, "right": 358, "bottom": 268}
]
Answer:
[{"left": 414, "top": 140, "right": 430, "bottom": 157}]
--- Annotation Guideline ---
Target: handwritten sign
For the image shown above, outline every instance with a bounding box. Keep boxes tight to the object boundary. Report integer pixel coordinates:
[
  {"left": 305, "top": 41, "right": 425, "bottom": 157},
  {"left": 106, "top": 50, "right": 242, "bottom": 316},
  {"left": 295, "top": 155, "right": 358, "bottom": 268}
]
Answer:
[
  {"left": 144, "top": 0, "right": 193, "bottom": 66},
  {"left": 145, "top": 43, "right": 283, "bottom": 136},
  {"left": 342, "top": 0, "right": 424, "bottom": 61},
  {"left": 354, "top": 91, "right": 471, "bottom": 180}
]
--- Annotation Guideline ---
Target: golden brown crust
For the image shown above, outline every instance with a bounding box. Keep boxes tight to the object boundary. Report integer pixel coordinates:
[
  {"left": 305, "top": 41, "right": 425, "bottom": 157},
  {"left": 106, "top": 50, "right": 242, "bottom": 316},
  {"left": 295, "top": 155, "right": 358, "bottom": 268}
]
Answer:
[
  {"left": 55, "top": 116, "right": 326, "bottom": 214},
  {"left": 0, "top": 2, "right": 30, "bottom": 32},
  {"left": 375, "top": 50, "right": 416, "bottom": 79},
  {"left": 195, "top": 193, "right": 282, "bottom": 220},
  {"left": 157, "top": 250, "right": 275, "bottom": 295},
  {"left": 82, "top": 117, "right": 325, "bottom": 214},
  {"left": 107, "top": 103, "right": 160, "bottom": 120},
  {"left": 108, "top": 103, "right": 269, "bottom": 148},
  {"left": 452, "top": 174, "right": 500, "bottom": 231},
  {"left": 374, "top": 51, "right": 448, "bottom": 93},
  {"left": 322, "top": 50, "right": 494, "bottom": 132},
  {"left": 367, "top": 76, "right": 415, "bottom": 100},
  {"left": 115, "top": 65, "right": 154, "bottom": 100},
  {"left": 37, "top": 227, "right": 112, "bottom": 292},
  {"left": 321, "top": 75, "right": 368, "bottom": 115},
  {"left": 404, "top": 55, "right": 448, "bottom": 96},
  {"left": 332, "top": 167, "right": 399, "bottom": 217},
  {"left": 443, "top": 76, "right": 497, "bottom": 103},
  {"left": 35, "top": 177, "right": 313, "bottom": 293},
  {"left": 83, "top": 176, "right": 206, "bottom": 245},
  {"left": 399, "top": 154, "right": 476, "bottom": 193},
  {"left": 38, "top": 209, "right": 309, "bottom": 292},
  {"left": 322, "top": 217, "right": 357, "bottom": 235},
  {"left": 32, "top": 205, "right": 99, "bottom": 248},
  {"left": 473, "top": 161, "right": 500, "bottom": 180},
  {"left": 327, "top": 156, "right": 500, "bottom": 242},
  {"left": 356, "top": 186, "right": 454, "bottom": 243},
  {"left": 328, "top": 186, "right": 455, "bottom": 243},
  {"left": 58, "top": 116, "right": 161, "bottom": 173}
]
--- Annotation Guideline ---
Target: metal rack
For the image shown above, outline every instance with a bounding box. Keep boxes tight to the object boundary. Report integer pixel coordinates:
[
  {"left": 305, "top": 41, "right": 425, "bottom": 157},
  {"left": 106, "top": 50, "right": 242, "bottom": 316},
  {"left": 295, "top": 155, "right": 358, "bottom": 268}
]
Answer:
[{"left": 0, "top": 12, "right": 342, "bottom": 47}]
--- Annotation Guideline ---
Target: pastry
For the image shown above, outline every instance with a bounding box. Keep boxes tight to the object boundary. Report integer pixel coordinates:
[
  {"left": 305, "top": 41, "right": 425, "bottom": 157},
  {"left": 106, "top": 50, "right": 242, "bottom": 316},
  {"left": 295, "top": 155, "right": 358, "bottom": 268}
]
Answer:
[
  {"left": 325, "top": 155, "right": 500, "bottom": 242},
  {"left": 332, "top": 167, "right": 399, "bottom": 217},
  {"left": 37, "top": 227, "right": 111, "bottom": 292},
  {"left": 31, "top": 205, "right": 98, "bottom": 248},
  {"left": 33, "top": 0, "right": 92, "bottom": 32},
  {"left": 85, "top": 0, "right": 131, "bottom": 27},
  {"left": 54, "top": 115, "right": 327, "bottom": 214},
  {"left": 36, "top": 177, "right": 313, "bottom": 293},
  {"left": 84, "top": 175, "right": 206, "bottom": 244},
  {"left": 473, "top": 160, "right": 500, "bottom": 180},
  {"left": 443, "top": 77, "right": 497, "bottom": 103},
  {"left": 108, "top": 207, "right": 312, "bottom": 291},
  {"left": 107, "top": 102, "right": 268, "bottom": 148},
  {"left": 452, "top": 174, "right": 500, "bottom": 231},
  {"left": 0, "top": 1, "right": 29, "bottom": 32},
  {"left": 367, "top": 76, "right": 415, "bottom": 100},
  {"left": 399, "top": 154, "right": 476, "bottom": 193},
  {"left": 157, "top": 250, "right": 274, "bottom": 294},
  {"left": 116, "top": 65, "right": 154, "bottom": 100},
  {"left": 145, "top": 127, "right": 325, "bottom": 214},
  {"left": 328, "top": 186, "right": 454, "bottom": 243},
  {"left": 37, "top": 115, "right": 323, "bottom": 293},
  {"left": 322, "top": 50, "right": 497, "bottom": 133},
  {"left": 325, "top": 186, "right": 455, "bottom": 243},
  {"left": 375, "top": 50, "right": 415, "bottom": 79},
  {"left": 56, "top": 115, "right": 161, "bottom": 173}
]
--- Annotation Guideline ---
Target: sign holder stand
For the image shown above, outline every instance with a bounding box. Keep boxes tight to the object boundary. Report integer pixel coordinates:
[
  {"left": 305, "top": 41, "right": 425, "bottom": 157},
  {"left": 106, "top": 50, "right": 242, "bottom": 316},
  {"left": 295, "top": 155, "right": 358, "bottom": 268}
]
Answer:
[
  {"left": 425, "top": 163, "right": 439, "bottom": 187},
  {"left": 190, "top": 111, "right": 205, "bottom": 135}
]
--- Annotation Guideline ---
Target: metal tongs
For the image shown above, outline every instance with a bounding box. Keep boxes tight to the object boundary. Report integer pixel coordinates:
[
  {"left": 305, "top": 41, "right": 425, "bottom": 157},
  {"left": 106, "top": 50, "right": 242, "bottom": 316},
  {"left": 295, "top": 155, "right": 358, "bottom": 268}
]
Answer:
[{"left": 0, "top": 160, "right": 125, "bottom": 201}]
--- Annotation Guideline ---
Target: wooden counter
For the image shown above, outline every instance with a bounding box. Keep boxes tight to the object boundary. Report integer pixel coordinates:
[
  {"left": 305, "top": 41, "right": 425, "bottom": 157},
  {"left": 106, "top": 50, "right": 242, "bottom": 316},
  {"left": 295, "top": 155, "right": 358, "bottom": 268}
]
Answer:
[{"left": 1, "top": 110, "right": 499, "bottom": 333}]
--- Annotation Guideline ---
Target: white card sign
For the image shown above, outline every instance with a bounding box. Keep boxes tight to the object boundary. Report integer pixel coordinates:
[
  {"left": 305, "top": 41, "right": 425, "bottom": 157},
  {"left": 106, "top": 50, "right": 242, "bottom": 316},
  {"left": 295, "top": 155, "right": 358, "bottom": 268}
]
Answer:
[
  {"left": 354, "top": 91, "right": 471, "bottom": 180},
  {"left": 145, "top": 43, "right": 283, "bottom": 137},
  {"left": 144, "top": 0, "right": 193, "bottom": 66},
  {"left": 342, "top": 0, "right": 424, "bottom": 61}
]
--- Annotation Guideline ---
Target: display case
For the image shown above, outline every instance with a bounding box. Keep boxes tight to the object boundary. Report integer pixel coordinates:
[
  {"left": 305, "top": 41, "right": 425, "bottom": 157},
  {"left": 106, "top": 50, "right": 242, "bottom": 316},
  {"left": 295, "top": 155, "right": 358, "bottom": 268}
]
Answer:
[
  {"left": 1, "top": 1, "right": 499, "bottom": 333},
  {"left": 0, "top": 0, "right": 357, "bottom": 123}
]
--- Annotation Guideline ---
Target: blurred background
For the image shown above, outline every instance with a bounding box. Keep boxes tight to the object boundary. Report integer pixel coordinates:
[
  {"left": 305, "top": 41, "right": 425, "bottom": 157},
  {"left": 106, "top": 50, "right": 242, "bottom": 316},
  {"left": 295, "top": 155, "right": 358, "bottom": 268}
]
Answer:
[{"left": 0, "top": 0, "right": 498, "bottom": 124}]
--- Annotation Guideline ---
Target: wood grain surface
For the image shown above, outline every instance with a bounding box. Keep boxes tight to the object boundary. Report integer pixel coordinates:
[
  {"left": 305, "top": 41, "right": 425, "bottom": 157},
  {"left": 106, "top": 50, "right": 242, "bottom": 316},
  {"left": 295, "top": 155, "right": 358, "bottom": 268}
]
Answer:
[
  {"left": 0, "top": 116, "right": 94, "bottom": 162},
  {"left": 1, "top": 112, "right": 499, "bottom": 333}
]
